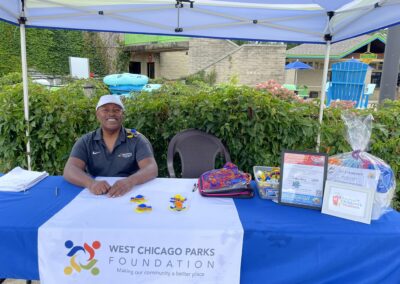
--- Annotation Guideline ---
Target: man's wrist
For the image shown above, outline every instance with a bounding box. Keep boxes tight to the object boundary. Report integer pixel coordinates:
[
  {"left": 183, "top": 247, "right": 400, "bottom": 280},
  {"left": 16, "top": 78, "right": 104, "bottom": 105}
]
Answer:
[
  {"left": 127, "top": 175, "right": 137, "bottom": 188},
  {"left": 85, "top": 179, "right": 95, "bottom": 190}
]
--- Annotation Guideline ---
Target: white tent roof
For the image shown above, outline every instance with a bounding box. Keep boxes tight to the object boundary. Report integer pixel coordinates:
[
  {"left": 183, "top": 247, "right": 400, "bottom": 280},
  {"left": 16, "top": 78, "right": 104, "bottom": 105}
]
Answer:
[{"left": 1, "top": 0, "right": 400, "bottom": 43}]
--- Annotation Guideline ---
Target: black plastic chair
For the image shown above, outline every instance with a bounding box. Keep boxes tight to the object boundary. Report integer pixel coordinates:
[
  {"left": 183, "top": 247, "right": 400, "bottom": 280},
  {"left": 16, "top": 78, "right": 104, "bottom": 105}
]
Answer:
[
  {"left": 167, "top": 129, "right": 231, "bottom": 178},
  {"left": 0, "top": 278, "right": 32, "bottom": 284},
  {"left": 0, "top": 280, "right": 31, "bottom": 284}
]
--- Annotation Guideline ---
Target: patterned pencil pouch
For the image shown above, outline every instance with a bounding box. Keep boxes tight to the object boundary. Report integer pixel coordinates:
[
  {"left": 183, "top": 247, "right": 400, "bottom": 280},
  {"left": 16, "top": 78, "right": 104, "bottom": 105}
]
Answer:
[{"left": 197, "top": 162, "right": 254, "bottom": 198}]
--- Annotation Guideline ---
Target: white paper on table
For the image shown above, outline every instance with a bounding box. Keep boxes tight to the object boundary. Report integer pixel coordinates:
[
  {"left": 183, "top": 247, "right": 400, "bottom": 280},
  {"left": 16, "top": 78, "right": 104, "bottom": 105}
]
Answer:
[{"left": 0, "top": 166, "right": 48, "bottom": 192}]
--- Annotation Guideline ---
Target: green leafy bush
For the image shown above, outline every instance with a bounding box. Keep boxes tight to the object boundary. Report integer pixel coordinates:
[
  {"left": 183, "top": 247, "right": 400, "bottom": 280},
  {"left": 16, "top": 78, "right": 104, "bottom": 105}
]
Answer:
[
  {"left": 0, "top": 72, "right": 22, "bottom": 88},
  {"left": 0, "top": 77, "right": 108, "bottom": 173},
  {"left": 184, "top": 70, "right": 217, "bottom": 86},
  {"left": 0, "top": 77, "right": 398, "bottom": 210}
]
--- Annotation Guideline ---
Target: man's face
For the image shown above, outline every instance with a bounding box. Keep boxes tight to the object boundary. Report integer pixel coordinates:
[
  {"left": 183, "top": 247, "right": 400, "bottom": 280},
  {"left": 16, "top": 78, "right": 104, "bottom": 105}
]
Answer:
[{"left": 96, "top": 103, "right": 124, "bottom": 132}]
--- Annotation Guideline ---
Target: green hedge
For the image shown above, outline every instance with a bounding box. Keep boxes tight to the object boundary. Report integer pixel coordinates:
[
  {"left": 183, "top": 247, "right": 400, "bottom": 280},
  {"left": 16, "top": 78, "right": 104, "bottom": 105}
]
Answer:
[
  {"left": 0, "top": 75, "right": 399, "bottom": 209},
  {"left": 0, "top": 75, "right": 108, "bottom": 172}
]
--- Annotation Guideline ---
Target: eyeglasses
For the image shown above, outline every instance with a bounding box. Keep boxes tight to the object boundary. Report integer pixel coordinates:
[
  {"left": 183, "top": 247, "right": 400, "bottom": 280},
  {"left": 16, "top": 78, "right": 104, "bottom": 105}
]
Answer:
[{"left": 99, "top": 108, "right": 123, "bottom": 115}]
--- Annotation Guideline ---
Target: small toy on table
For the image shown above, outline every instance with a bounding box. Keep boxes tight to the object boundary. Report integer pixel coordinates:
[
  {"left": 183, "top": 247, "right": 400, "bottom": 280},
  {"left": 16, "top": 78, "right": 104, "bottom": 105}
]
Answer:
[
  {"left": 169, "top": 194, "right": 188, "bottom": 212},
  {"left": 130, "top": 194, "right": 147, "bottom": 204},
  {"left": 135, "top": 203, "right": 152, "bottom": 213}
]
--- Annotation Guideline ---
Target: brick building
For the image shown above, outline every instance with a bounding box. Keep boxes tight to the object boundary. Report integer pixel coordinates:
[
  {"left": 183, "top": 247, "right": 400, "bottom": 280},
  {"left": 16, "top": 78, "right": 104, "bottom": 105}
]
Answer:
[{"left": 124, "top": 35, "right": 286, "bottom": 86}]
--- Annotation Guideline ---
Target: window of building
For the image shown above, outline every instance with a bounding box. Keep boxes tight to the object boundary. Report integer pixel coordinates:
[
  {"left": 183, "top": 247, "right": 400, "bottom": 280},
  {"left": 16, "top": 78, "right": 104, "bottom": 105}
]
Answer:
[
  {"left": 129, "top": 62, "right": 141, "bottom": 74},
  {"left": 370, "top": 72, "right": 400, "bottom": 88},
  {"left": 371, "top": 72, "right": 382, "bottom": 88}
]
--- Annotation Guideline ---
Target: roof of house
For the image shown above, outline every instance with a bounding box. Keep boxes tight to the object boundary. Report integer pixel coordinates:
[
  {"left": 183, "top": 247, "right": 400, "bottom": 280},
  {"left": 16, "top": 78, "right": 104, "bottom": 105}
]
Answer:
[
  {"left": 124, "top": 34, "right": 189, "bottom": 46},
  {"left": 286, "top": 33, "right": 386, "bottom": 59}
]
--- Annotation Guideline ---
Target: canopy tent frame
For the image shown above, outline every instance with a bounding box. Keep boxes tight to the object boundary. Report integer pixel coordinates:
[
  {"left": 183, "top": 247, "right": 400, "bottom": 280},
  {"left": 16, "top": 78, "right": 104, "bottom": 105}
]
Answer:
[
  {"left": 19, "top": 9, "right": 32, "bottom": 170},
  {"left": 317, "top": 41, "right": 331, "bottom": 151},
  {"left": 25, "top": 4, "right": 327, "bottom": 37},
  {"left": 2, "top": 0, "right": 400, "bottom": 169},
  {"left": 3, "top": 1, "right": 399, "bottom": 43}
]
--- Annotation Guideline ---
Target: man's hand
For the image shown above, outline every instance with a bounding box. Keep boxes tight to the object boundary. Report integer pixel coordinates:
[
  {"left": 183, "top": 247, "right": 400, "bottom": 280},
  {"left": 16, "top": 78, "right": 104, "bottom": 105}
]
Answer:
[
  {"left": 89, "top": 180, "right": 111, "bottom": 195},
  {"left": 108, "top": 178, "right": 133, "bottom": 198},
  {"left": 106, "top": 157, "right": 158, "bottom": 198}
]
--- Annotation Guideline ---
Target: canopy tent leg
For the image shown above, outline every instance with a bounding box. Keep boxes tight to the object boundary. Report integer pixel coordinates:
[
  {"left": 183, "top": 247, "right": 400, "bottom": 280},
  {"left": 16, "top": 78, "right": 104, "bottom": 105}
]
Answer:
[
  {"left": 379, "top": 25, "right": 400, "bottom": 104},
  {"left": 316, "top": 41, "right": 331, "bottom": 152},
  {"left": 19, "top": 16, "right": 32, "bottom": 170}
]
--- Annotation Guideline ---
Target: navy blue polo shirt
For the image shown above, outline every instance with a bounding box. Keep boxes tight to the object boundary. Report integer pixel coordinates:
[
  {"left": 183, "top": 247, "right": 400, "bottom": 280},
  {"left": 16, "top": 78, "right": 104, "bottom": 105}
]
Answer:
[{"left": 70, "top": 128, "right": 154, "bottom": 177}]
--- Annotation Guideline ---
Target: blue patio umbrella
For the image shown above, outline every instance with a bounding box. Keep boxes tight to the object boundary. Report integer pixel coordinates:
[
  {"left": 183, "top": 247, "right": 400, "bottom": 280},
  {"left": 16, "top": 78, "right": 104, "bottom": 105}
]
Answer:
[{"left": 285, "top": 60, "right": 313, "bottom": 85}]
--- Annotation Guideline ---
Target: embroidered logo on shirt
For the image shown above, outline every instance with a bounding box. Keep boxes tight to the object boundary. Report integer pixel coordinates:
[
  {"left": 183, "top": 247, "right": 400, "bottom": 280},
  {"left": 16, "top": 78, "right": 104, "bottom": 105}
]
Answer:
[
  {"left": 92, "top": 151, "right": 101, "bottom": 155},
  {"left": 118, "top": 152, "right": 132, "bottom": 158}
]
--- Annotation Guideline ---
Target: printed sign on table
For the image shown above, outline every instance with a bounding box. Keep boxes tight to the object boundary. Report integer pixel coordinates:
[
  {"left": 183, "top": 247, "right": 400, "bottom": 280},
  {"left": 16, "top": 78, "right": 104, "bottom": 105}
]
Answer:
[
  {"left": 279, "top": 150, "right": 328, "bottom": 209},
  {"left": 38, "top": 178, "right": 243, "bottom": 284},
  {"left": 322, "top": 181, "right": 375, "bottom": 224}
]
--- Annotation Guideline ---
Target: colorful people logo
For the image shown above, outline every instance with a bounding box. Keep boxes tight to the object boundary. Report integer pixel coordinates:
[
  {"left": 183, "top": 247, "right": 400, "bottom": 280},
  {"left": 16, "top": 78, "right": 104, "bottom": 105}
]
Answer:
[{"left": 64, "top": 240, "right": 101, "bottom": 276}]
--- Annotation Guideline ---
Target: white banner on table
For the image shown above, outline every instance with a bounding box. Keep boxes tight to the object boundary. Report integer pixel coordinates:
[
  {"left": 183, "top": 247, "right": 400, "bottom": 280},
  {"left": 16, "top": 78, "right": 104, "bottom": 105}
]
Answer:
[{"left": 38, "top": 178, "right": 243, "bottom": 284}]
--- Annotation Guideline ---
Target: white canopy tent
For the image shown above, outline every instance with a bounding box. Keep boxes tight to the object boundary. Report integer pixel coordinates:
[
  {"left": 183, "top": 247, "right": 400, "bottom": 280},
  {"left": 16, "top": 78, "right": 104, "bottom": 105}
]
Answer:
[{"left": 1, "top": 0, "right": 400, "bottom": 169}]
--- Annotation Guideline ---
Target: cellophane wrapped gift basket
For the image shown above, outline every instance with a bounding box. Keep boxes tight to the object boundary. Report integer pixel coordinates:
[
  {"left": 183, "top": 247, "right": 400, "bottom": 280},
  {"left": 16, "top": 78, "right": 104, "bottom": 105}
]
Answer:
[{"left": 327, "top": 113, "right": 396, "bottom": 220}]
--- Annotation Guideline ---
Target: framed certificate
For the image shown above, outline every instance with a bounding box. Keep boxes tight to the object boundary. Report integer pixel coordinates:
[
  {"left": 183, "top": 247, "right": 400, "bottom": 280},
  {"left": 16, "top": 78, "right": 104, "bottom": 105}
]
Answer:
[
  {"left": 321, "top": 181, "right": 375, "bottom": 224},
  {"left": 278, "top": 150, "right": 328, "bottom": 210}
]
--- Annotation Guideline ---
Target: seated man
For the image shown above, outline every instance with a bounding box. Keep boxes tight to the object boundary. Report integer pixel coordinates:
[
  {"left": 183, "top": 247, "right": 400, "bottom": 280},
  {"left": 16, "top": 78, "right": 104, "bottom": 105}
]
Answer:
[{"left": 63, "top": 95, "right": 158, "bottom": 197}]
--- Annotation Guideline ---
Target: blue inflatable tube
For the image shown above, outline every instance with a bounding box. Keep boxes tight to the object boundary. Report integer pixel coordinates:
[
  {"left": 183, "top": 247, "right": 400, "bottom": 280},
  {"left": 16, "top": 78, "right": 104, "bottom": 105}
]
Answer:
[
  {"left": 104, "top": 73, "right": 149, "bottom": 86},
  {"left": 142, "top": 84, "right": 162, "bottom": 92},
  {"left": 109, "top": 85, "right": 145, "bottom": 94}
]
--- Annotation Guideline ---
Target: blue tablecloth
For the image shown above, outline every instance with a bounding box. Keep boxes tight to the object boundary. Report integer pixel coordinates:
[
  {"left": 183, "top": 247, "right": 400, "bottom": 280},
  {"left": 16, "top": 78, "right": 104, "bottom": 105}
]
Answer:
[
  {"left": 235, "top": 196, "right": 400, "bottom": 283},
  {"left": 1, "top": 176, "right": 400, "bottom": 283},
  {"left": 0, "top": 176, "right": 81, "bottom": 280}
]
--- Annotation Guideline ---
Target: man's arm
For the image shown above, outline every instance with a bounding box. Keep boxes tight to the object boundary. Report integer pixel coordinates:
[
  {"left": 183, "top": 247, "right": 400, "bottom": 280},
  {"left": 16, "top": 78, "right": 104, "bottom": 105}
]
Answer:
[
  {"left": 108, "top": 157, "right": 158, "bottom": 197},
  {"left": 63, "top": 157, "right": 111, "bottom": 195}
]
